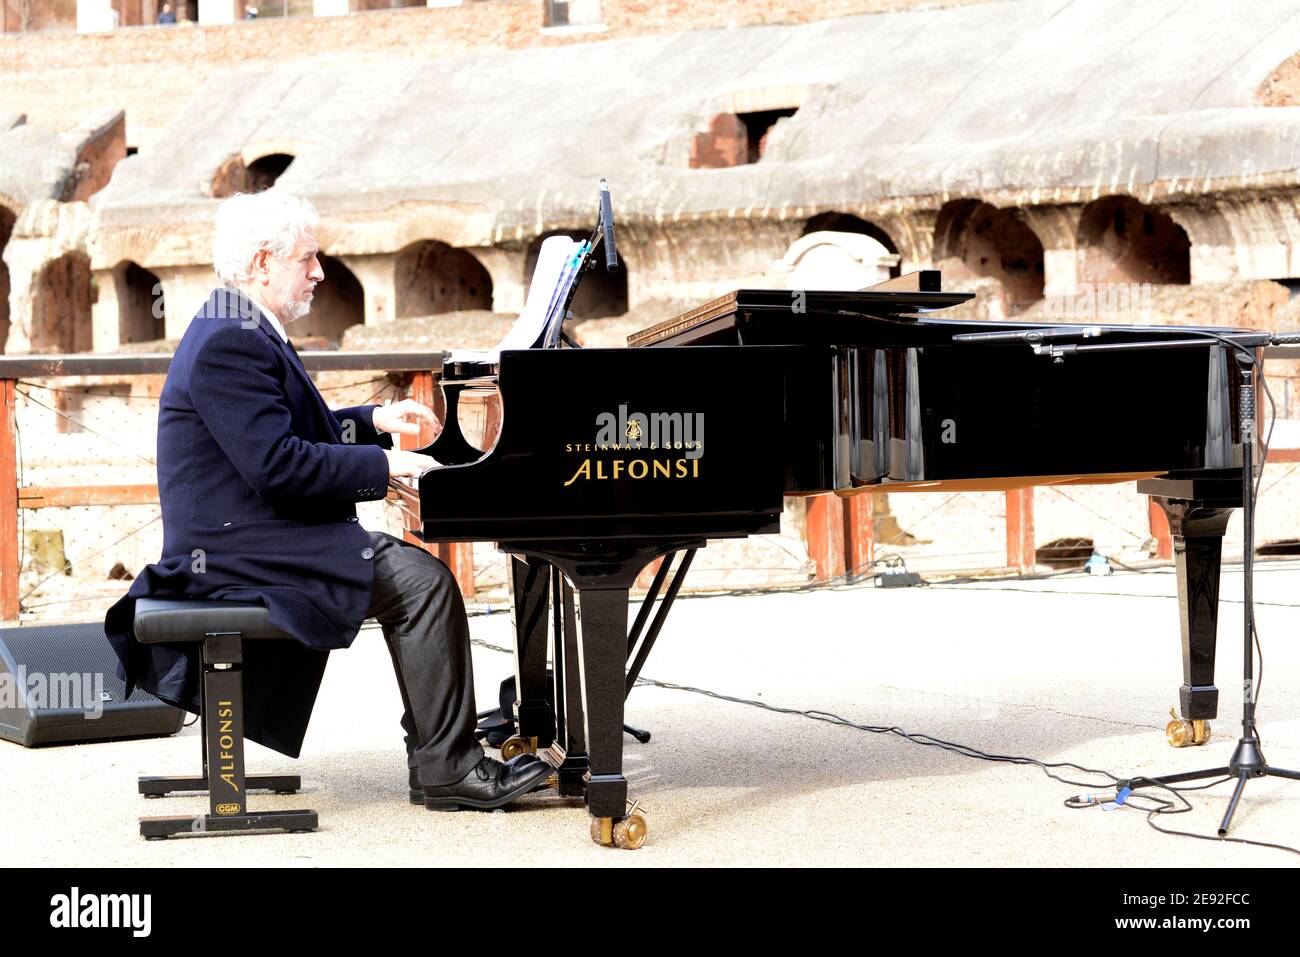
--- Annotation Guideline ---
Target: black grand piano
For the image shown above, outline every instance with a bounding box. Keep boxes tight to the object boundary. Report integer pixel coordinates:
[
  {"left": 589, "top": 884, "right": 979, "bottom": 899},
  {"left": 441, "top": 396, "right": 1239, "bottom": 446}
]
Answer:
[{"left": 391, "top": 223, "right": 1259, "bottom": 848}]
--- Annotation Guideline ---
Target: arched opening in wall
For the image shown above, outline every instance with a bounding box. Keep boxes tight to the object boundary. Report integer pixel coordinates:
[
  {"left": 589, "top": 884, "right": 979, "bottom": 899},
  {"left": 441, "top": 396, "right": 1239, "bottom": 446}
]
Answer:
[
  {"left": 690, "top": 107, "right": 798, "bottom": 168},
  {"left": 523, "top": 231, "right": 627, "bottom": 318},
  {"left": 1077, "top": 196, "right": 1190, "bottom": 285},
  {"left": 112, "top": 0, "right": 145, "bottom": 27},
  {"left": 182, "top": 0, "right": 197, "bottom": 21},
  {"left": 801, "top": 213, "right": 901, "bottom": 279},
  {"left": 0, "top": 205, "right": 15, "bottom": 354},
  {"left": 933, "top": 199, "right": 1045, "bottom": 306},
  {"left": 114, "top": 261, "right": 165, "bottom": 345},
  {"left": 247, "top": 154, "right": 293, "bottom": 191},
  {"left": 297, "top": 254, "right": 363, "bottom": 346},
  {"left": 32, "top": 253, "right": 93, "bottom": 354},
  {"left": 211, "top": 152, "right": 295, "bottom": 198},
  {"left": 394, "top": 241, "right": 493, "bottom": 319},
  {"left": 741, "top": 108, "right": 797, "bottom": 164}
]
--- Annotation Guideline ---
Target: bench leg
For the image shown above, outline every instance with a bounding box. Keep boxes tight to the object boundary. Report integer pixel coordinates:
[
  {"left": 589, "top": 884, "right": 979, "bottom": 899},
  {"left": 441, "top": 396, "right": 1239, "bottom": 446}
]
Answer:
[
  {"left": 138, "top": 774, "right": 303, "bottom": 797},
  {"left": 139, "top": 702, "right": 301, "bottom": 796},
  {"left": 140, "top": 661, "right": 315, "bottom": 839}
]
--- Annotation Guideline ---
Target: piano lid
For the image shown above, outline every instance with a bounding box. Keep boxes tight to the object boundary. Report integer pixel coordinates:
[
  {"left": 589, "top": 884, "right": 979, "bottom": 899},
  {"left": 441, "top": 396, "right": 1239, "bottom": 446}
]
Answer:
[{"left": 628, "top": 281, "right": 973, "bottom": 348}]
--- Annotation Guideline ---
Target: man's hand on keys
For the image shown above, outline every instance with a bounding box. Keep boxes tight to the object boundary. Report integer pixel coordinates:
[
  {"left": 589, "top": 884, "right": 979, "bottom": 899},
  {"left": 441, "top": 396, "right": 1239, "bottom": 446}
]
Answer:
[
  {"left": 384, "top": 449, "right": 437, "bottom": 478},
  {"left": 374, "top": 399, "right": 441, "bottom": 438}
]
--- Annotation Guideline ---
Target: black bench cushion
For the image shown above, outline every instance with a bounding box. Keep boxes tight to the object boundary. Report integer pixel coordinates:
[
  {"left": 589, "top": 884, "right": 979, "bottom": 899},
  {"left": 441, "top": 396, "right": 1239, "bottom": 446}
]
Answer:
[{"left": 133, "top": 599, "right": 294, "bottom": 644}]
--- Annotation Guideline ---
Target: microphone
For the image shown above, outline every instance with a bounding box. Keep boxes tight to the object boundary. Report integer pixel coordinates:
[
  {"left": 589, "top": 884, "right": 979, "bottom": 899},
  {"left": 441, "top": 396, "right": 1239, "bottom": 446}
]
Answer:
[
  {"left": 1069, "top": 791, "right": 1117, "bottom": 805},
  {"left": 952, "top": 325, "right": 1104, "bottom": 344},
  {"left": 599, "top": 178, "right": 618, "bottom": 273}
]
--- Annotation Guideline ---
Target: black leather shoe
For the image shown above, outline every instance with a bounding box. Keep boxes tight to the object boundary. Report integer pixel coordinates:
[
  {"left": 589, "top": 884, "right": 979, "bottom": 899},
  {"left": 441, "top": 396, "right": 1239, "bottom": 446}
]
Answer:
[
  {"left": 421, "top": 754, "right": 554, "bottom": 811},
  {"left": 409, "top": 753, "right": 553, "bottom": 804},
  {"left": 405, "top": 748, "right": 538, "bottom": 806}
]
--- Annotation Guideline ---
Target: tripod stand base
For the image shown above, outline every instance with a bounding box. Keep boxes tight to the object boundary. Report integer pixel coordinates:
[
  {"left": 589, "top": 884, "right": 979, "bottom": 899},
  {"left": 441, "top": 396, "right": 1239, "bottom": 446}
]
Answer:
[{"left": 1120, "top": 737, "right": 1300, "bottom": 836}]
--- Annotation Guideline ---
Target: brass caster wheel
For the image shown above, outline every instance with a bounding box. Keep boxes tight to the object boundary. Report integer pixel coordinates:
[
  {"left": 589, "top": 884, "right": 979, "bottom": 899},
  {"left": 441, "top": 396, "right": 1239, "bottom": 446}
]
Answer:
[
  {"left": 500, "top": 735, "right": 536, "bottom": 761},
  {"left": 613, "top": 814, "right": 647, "bottom": 850},
  {"left": 589, "top": 801, "right": 648, "bottom": 849},
  {"left": 1165, "top": 707, "right": 1211, "bottom": 748}
]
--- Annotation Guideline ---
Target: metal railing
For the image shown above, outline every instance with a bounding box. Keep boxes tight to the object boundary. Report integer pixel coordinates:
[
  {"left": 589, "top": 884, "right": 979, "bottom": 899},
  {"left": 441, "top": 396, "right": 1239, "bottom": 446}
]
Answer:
[
  {"left": 0, "top": 351, "right": 456, "bottom": 621},
  {"left": 5, "top": 349, "right": 1300, "bottom": 621}
]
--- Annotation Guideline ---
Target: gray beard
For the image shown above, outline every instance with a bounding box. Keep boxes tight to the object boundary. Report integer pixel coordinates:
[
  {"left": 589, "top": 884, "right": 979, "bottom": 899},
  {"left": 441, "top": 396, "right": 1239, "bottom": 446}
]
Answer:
[{"left": 285, "top": 297, "right": 312, "bottom": 322}]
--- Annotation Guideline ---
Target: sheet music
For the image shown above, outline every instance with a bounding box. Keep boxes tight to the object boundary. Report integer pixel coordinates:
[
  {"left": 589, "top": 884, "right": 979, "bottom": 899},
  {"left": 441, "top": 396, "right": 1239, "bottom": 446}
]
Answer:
[
  {"left": 539, "top": 239, "right": 588, "bottom": 348},
  {"left": 447, "top": 235, "right": 581, "bottom": 364}
]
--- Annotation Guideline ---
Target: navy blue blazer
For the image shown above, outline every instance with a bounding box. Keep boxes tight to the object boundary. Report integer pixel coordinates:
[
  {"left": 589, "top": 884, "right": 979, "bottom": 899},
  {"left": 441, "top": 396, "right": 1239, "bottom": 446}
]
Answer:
[{"left": 104, "top": 287, "right": 393, "bottom": 757}]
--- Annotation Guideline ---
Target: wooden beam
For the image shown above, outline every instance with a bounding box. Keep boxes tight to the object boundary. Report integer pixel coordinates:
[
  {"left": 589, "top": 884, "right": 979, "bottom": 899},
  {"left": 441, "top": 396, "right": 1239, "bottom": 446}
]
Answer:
[
  {"left": 405, "top": 370, "right": 443, "bottom": 448},
  {"left": 1005, "top": 488, "right": 1035, "bottom": 573},
  {"left": 844, "top": 492, "right": 874, "bottom": 579},
  {"left": 635, "top": 555, "right": 664, "bottom": 591},
  {"left": 0, "top": 351, "right": 446, "bottom": 378},
  {"left": 483, "top": 391, "right": 503, "bottom": 449},
  {"left": 1, "top": 379, "right": 18, "bottom": 620},
  {"left": 18, "top": 484, "right": 159, "bottom": 508},
  {"left": 400, "top": 371, "right": 475, "bottom": 600},
  {"left": 1149, "top": 498, "right": 1173, "bottom": 561},
  {"left": 805, "top": 493, "right": 846, "bottom": 581}
]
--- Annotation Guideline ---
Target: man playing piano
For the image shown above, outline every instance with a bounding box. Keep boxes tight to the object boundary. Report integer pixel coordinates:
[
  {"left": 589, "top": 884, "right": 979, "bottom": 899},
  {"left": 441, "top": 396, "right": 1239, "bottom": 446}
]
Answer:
[{"left": 105, "top": 190, "right": 553, "bottom": 811}]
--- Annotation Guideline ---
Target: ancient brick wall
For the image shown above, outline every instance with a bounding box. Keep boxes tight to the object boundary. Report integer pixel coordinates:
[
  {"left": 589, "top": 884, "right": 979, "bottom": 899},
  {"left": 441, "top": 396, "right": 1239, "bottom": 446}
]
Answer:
[
  {"left": 64, "top": 113, "right": 128, "bottom": 202},
  {"left": 2, "top": 0, "right": 76, "bottom": 32},
  {"left": 0, "top": 0, "right": 996, "bottom": 133}
]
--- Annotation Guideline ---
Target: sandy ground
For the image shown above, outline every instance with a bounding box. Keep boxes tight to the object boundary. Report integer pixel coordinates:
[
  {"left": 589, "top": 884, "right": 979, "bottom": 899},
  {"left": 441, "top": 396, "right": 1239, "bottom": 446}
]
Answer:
[{"left": 3, "top": 561, "right": 1300, "bottom": 867}]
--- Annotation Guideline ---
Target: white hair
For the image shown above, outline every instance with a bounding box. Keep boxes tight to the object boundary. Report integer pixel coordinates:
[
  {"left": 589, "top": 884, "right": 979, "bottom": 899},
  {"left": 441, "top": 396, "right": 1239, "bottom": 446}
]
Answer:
[{"left": 212, "top": 191, "right": 318, "bottom": 286}]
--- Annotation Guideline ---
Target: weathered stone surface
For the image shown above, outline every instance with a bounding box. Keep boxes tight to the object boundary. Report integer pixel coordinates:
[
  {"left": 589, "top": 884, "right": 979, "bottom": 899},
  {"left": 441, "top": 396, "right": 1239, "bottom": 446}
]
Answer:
[
  {"left": 0, "top": 109, "right": 125, "bottom": 209},
  {"left": 88, "top": 0, "right": 1300, "bottom": 252},
  {"left": 341, "top": 310, "right": 519, "bottom": 351},
  {"left": 0, "top": 123, "right": 69, "bottom": 206},
  {"left": 573, "top": 300, "right": 696, "bottom": 347},
  {"left": 0, "top": 2, "right": 1006, "bottom": 134}
]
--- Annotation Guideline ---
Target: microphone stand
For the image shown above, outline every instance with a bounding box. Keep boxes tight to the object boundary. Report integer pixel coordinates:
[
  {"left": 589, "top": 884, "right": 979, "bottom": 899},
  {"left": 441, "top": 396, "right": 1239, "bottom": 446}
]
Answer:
[
  {"left": 1117, "top": 352, "right": 1300, "bottom": 836},
  {"left": 977, "top": 328, "right": 1299, "bottom": 836}
]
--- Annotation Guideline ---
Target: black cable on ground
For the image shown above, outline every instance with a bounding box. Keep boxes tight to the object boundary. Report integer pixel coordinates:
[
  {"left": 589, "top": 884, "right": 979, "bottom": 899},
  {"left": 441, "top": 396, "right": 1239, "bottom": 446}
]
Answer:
[{"left": 461, "top": 631, "right": 1299, "bottom": 857}]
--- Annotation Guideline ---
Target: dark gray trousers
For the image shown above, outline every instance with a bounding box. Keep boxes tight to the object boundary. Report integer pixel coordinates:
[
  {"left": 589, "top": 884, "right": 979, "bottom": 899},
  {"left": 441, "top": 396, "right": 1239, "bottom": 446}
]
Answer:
[{"left": 366, "top": 530, "right": 483, "bottom": 787}]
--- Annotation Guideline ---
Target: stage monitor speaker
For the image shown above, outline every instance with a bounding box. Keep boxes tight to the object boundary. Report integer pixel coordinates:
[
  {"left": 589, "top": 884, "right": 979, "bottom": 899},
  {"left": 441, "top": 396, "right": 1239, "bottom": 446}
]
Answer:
[{"left": 0, "top": 620, "right": 185, "bottom": 747}]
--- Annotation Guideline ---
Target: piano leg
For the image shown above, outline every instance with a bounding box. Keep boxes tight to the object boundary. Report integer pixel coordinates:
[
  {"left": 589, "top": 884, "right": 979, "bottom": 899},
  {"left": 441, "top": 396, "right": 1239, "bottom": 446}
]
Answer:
[
  {"left": 574, "top": 585, "right": 632, "bottom": 820},
  {"left": 1151, "top": 496, "right": 1235, "bottom": 734},
  {"left": 509, "top": 556, "right": 554, "bottom": 753},
  {"left": 551, "top": 575, "right": 589, "bottom": 796},
  {"left": 501, "top": 539, "right": 700, "bottom": 846}
]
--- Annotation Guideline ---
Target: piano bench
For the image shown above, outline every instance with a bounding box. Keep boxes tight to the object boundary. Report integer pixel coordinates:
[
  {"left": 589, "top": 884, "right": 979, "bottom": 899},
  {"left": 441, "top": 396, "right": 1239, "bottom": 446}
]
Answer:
[{"left": 132, "top": 599, "right": 318, "bottom": 840}]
